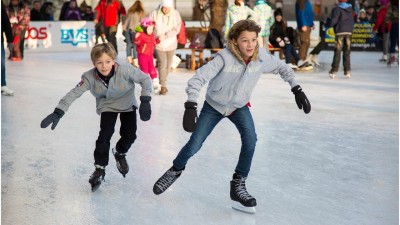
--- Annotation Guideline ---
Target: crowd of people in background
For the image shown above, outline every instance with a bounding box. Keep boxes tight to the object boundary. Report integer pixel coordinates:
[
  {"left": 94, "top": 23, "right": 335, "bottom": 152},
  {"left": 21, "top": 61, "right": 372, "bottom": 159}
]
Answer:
[{"left": 1, "top": 0, "right": 398, "bottom": 96}]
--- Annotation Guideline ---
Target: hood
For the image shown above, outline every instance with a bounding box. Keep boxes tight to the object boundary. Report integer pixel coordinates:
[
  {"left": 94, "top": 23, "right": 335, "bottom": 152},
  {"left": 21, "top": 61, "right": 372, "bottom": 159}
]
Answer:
[{"left": 338, "top": 2, "right": 353, "bottom": 10}]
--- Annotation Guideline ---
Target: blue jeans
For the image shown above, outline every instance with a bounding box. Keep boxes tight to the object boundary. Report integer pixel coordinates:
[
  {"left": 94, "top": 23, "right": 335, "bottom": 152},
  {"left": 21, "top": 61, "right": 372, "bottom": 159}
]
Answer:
[
  {"left": 173, "top": 101, "right": 257, "bottom": 177},
  {"left": 124, "top": 30, "right": 137, "bottom": 58},
  {"left": 284, "top": 44, "right": 299, "bottom": 64},
  {"left": 389, "top": 22, "right": 399, "bottom": 54},
  {"left": 1, "top": 42, "right": 6, "bottom": 87}
]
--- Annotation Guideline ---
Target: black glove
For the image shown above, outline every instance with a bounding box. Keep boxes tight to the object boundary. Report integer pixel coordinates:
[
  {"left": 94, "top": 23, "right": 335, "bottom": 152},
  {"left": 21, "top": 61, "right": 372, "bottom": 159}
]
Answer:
[
  {"left": 183, "top": 101, "right": 198, "bottom": 132},
  {"left": 139, "top": 96, "right": 151, "bottom": 121},
  {"left": 291, "top": 85, "right": 311, "bottom": 114},
  {"left": 40, "top": 108, "right": 65, "bottom": 130}
]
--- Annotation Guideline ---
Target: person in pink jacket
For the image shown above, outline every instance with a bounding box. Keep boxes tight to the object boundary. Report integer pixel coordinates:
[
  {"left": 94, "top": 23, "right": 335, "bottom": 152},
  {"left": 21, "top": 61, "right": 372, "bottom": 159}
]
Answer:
[{"left": 134, "top": 17, "right": 161, "bottom": 93}]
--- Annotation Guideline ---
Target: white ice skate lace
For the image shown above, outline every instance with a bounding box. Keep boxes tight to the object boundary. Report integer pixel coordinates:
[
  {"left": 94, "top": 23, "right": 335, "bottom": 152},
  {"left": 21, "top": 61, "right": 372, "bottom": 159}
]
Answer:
[
  {"left": 235, "top": 178, "right": 254, "bottom": 201},
  {"left": 156, "top": 170, "right": 180, "bottom": 191}
]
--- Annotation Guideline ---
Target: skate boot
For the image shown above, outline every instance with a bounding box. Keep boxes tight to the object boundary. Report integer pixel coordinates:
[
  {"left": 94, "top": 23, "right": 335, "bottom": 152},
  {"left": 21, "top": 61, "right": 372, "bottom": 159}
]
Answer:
[
  {"left": 387, "top": 54, "right": 396, "bottom": 67},
  {"left": 89, "top": 166, "right": 105, "bottom": 192},
  {"left": 152, "top": 78, "right": 161, "bottom": 94},
  {"left": 112, "top": 148, "right": 129, "bottom": 177},
  {"left": 230, "top": 173, "right": 257, "bottom": 214},
  {"left": 153, "top": 166, "right": 184, "bottom": 195},
  {"left": 1, "top": 86, "right": 14, "bottom": 96}
]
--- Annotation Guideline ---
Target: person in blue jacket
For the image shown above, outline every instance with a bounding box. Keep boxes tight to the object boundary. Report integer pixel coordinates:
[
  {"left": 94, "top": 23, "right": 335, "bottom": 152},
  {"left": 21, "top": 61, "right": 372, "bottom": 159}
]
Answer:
[
  {"left": 152, "top": 19, "right": 311, "bottom": 213},
  {"left": 295, "top": 0, "right": 315, "bottom": 68}
]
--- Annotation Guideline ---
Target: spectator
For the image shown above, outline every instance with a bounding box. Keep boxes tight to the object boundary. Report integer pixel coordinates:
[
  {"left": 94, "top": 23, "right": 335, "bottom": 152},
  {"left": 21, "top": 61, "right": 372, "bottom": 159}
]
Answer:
[
  {"left": 30, "top": 0, "right": 43, "bottom": 21},
  {"left": 326, "top": 0, "right": 354, "bottom": 79},
  {"left": 1, "top": 1, "right": 15, "bottom": 96},
  {"left": 295, "top": 0, "right": 314, "bottom": 69},
  {"left": 59, "top": 0, "right": 70, "bottom": 21},
  {"left": 40, "top": 2, "right": 54, "bottom": 21},
  {"left": 82, "top": 6, "right": 94, "bottom": 21},
  {"left": 6, "top": 0, "right": 30, "bottom": 61},
  {"left": 357, "top": 9, "right": 369, "bottom": 23},
  {"left": 253, "top": 0, "right": 274, "bottom": 50},
  {"left": 223, "top": 0, "right": 256, "bottom": 40},
  {"left": 149, "top": 0, "right": 182, "bottom": 95},
  {"left": 366, "top": 5, "right": 377, "bottom": 23},
  {"left": 270, "top": 9, "right": 301, "bottom": 69},
  {"left": 123, "top": 0, "right": 145, "bottom": 67},
  {"left": 134, "top": 17, "right": 161, "bottom": 93},
  {"left": 95, "top": 0, "right": 125, "bottom": 53},
  {"left": 385, "top": 0, "right": 399, "bottom": 66},
  {"left": 64, "top": 0, "right": 82, "bottom": 21},
  {"left": 373, "top": 0, "right": 391, "bottom": 62}
]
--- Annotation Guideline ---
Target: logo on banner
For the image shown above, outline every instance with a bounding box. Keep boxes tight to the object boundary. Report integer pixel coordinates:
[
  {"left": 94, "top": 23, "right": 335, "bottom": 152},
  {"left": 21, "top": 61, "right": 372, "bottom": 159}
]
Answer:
[
  {"left": 25, "top": 27, "right": 48, "bottom": 40},
  {"left": 61, "top": 28, "right": 89, "bottom": 46}
]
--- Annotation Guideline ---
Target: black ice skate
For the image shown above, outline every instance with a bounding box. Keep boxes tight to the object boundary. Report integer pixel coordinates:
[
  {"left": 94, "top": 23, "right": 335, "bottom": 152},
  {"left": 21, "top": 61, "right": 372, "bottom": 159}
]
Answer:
[
  {"left": 89, "top": 167, "right": 105, "bottom": 192},
  {"left": 112, "top": 148, "right": 129, "bottom": 177},
  {"left": 153, "top": 166, "right": 184, "bottom": 195},
  {"left": 230, "top": 173, "right": 257, "bottom": 214}
]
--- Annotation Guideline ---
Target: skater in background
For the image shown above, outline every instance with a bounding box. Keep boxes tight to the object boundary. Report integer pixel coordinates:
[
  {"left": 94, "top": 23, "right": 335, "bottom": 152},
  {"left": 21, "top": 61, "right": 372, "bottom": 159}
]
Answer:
[
  {"left": 326, "top": 0, "right": 354, "bottom": 79},
  {"left": 253, "top": 0, "right": 274, "bottom": 50},
  {"left": 123, "top": 0, "right": 145, "bottom": 67},
  {"left": 269, "top": 8, "right": 301, "bottom": 69},
  {"left": 149, "top": 0, "right": 182, "bottom": 95},
  {"left": 153, "top": 20, "right": 311, "bottom": 213},
  {"left": 134, "top": 17, "right": 161, "bottom": 93},
  {"left": 2, "top": 1, "right": 15, "bottom": 96},
  {"left": 295, "top": 0, "right": 314, "bottom": 69},
  {"left": 373, "top": 0, "right": 391, "bottom": 63},
  {"left": 385, "top": 0, "right": 398, "bottom": 66},
  {"left": 6, "top": 0, "right": 30, "bottom": 61},
  {"left": 40, "top": 43, "right": 153, "bottom": 191},
  {"left": 223, "top": 0, "right": 256, "bottom": 40}
]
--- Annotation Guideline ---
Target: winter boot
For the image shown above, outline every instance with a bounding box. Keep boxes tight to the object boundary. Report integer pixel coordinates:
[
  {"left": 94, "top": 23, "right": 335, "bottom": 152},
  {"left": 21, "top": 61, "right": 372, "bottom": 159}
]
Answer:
[
  {"left": 230, "top": 173, "right": 256, "bottom": 214},
  {"left": 1, "top": 86, "right": 14, "bottom": 96},
  {"left": 159, "top": 86, "right": 168, "bottom": 95},
  {"left": 112, "top": 148, "right": 129, "bottom": 177},
  {"left": 153, "top": 166, "right": 184, "bottom": 195},
  {"left": 89, "top": 166, "right": 105, "bottom": 192}
]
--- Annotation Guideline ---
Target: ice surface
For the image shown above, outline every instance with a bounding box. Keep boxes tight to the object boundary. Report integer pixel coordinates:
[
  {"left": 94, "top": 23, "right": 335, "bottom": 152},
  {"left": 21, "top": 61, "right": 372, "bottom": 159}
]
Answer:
[{"left": 1, "top": 50, "right": 399, "bottom": 225}]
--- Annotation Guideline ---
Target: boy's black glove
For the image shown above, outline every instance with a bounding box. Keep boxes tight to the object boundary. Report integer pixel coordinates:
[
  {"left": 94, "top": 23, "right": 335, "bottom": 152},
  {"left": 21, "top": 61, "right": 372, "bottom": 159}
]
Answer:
[
  {"left": 139, "top": 96, "right": 152, "bottom": 121},
  {"left": 183, "top": 101, "right": 198, "bottom": 132},
  {"left": 291, "top": 85, "right": 311, "bottom": 114},
  {"left": 40, "top": 108, "right": 65, "bottom": 130}
]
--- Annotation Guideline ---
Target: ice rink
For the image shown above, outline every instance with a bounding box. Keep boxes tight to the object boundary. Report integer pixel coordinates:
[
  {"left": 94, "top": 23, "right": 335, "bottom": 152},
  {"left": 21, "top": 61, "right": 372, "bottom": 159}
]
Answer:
[{"left": 1, "top": 50, "right": 399, "bottom": 225}]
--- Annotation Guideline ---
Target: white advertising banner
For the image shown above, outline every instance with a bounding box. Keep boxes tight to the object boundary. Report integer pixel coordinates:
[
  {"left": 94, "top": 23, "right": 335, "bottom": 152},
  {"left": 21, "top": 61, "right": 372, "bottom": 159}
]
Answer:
[{"left": 24, "top": 21, "right": 124, "bottom": 53}]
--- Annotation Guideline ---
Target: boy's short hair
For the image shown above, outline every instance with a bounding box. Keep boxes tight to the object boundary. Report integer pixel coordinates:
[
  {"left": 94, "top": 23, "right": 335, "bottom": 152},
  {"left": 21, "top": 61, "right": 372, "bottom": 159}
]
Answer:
[
  {"left": 228, "top": 20, "right": 261, "bottom": 40},
  {"left": 90, "top": 43, "right": 117, "bottom": 63}
]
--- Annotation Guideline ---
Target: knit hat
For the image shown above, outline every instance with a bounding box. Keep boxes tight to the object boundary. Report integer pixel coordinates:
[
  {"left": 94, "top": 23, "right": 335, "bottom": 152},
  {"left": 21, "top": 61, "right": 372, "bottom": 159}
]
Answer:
[
  {"left": 274, "top": 8, "right": 283, "bottom": 17},
  {"left": 255, "top": 0, "right": 265, "bottom": 5},
  {"left": 161, "top": 0, "right": 173, "bottom": 7}
]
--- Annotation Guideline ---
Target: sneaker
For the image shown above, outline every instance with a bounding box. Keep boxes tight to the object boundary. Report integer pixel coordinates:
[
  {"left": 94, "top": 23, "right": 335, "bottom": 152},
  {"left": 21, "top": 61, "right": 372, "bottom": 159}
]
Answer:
[
  {"left": 112, "top": 148, "right": 129, "bottom": 177},
  {"left": 1, "top": 86, "right": 14, "bottom": 96},
  {"left": 287, "top": 63, "right": 298, "bottom": 69},
  {"left": 153, "top": 166, "right": 184, "bottom": 195},
  {"left": 89, "top": 166, "right": 105, "bottom": 191},
  {"left": 329, "top": 73, "right": 336, "bottom": 79},
  {"left": 159, "top": 86, "right": 168, "bottom": 95}
]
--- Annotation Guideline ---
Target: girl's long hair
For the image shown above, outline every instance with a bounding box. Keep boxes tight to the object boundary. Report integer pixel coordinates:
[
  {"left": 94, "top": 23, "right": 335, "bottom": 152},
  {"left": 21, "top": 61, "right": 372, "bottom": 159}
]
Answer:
[{"left": 128, "top": 0, "right": 145, "bottom": 17}]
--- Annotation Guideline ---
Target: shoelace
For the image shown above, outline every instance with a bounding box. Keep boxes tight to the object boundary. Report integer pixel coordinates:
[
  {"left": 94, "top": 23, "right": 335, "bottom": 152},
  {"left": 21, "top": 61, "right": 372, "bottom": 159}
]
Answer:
[
  {"left": 235, "top": 178, "right": 253, "bottom": 201},
  {"left": 156, "top": 170, "right": 180, "bottom": 191}
]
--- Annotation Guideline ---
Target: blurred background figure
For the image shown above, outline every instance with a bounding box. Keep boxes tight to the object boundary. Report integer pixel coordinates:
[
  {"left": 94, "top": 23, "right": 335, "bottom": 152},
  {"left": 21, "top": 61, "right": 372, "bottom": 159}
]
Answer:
[
  {"left": 40, "top": 2, "right": 55, "bottom": 21},
  {"left": 123, "top": 0, "right": 145, "bottom": 67},
  {"left": 6, "top": 0, "right": 30, "bottom": 61},
  {"left": 81, "top": 6, "right": 94, "bottom": 21},
  {"left": 253, "top": 0, "right": 274, "bottom": 50},
  {"left": 64, "top": 0, "right": 82, "bottom": 20},
  {"left": 2, "top": 1, "right": 15, "bottom": 96},
  {"left": 30, "top": 0, "right": 43, "bottom": 21}
]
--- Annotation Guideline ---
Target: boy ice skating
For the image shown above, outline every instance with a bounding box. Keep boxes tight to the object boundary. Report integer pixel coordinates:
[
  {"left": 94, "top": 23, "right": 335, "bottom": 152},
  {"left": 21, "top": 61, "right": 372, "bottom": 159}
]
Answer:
[
  {"left": 40, "top": 43, "right": 153, "bottom": 191},
  {"left": 152, "top": 20, "right": 311, "bottom": 214}
]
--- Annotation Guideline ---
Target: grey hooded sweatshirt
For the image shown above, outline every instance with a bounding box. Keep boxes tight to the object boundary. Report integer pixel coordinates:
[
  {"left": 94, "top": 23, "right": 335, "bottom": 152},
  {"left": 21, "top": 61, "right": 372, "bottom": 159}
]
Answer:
[
  {"left": 186, "top": 45, "right": 299, "bottom": 116},
  {"left": 56, "top": 61, "right": 152, "bottom": 115}
]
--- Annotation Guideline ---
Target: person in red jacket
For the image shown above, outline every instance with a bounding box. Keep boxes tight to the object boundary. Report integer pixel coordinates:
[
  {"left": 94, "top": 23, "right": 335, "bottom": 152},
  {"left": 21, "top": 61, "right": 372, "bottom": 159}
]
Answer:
[
  {"left": 94, "top": 0, "right": 125, "bottom": 53},
  {"left": 134, "top": 17, "right": 161, "bottom": 93},
  {"left": 373, "top": 0, "right": 392, "bottom": 62}
]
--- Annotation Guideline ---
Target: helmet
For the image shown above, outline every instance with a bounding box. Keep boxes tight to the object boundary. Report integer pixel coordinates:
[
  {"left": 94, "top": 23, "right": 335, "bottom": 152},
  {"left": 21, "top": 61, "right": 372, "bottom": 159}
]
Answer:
[{"left": 141, "top": 17, "right": 156, "bottom": 27}]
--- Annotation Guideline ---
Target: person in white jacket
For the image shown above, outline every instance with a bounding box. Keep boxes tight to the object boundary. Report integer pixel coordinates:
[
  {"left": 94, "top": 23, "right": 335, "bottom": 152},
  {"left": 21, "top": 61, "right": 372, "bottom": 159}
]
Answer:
[{"left": 149, "top": 0, "right": 182, "bottom": 95}]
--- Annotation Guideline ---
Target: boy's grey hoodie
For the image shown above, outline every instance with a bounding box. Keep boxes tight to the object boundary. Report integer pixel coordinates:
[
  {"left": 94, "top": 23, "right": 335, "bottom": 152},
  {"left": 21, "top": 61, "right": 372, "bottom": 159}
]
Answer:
[
  {"left": 56, "top": 61, "right": 152, "bottom": 115},
  {"left": 186, "top": 47, "right": 299, "bottom": 116}
]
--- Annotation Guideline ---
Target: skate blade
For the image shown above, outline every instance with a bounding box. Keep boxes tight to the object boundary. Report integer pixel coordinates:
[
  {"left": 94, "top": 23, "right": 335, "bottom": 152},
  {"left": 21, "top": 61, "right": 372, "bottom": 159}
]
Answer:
[
  {"left": 90, "top": 181, "right": 101, "bottom": 192},
  {"left": 232, "top": 201, "right": 256, "bottom": 214}
]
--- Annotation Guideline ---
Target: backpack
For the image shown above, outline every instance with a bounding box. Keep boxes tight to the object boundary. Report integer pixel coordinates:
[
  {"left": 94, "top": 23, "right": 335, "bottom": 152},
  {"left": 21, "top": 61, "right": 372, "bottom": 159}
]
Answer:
[{"left": 205, "top": 29, "right": 223, "bottom": 48}]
